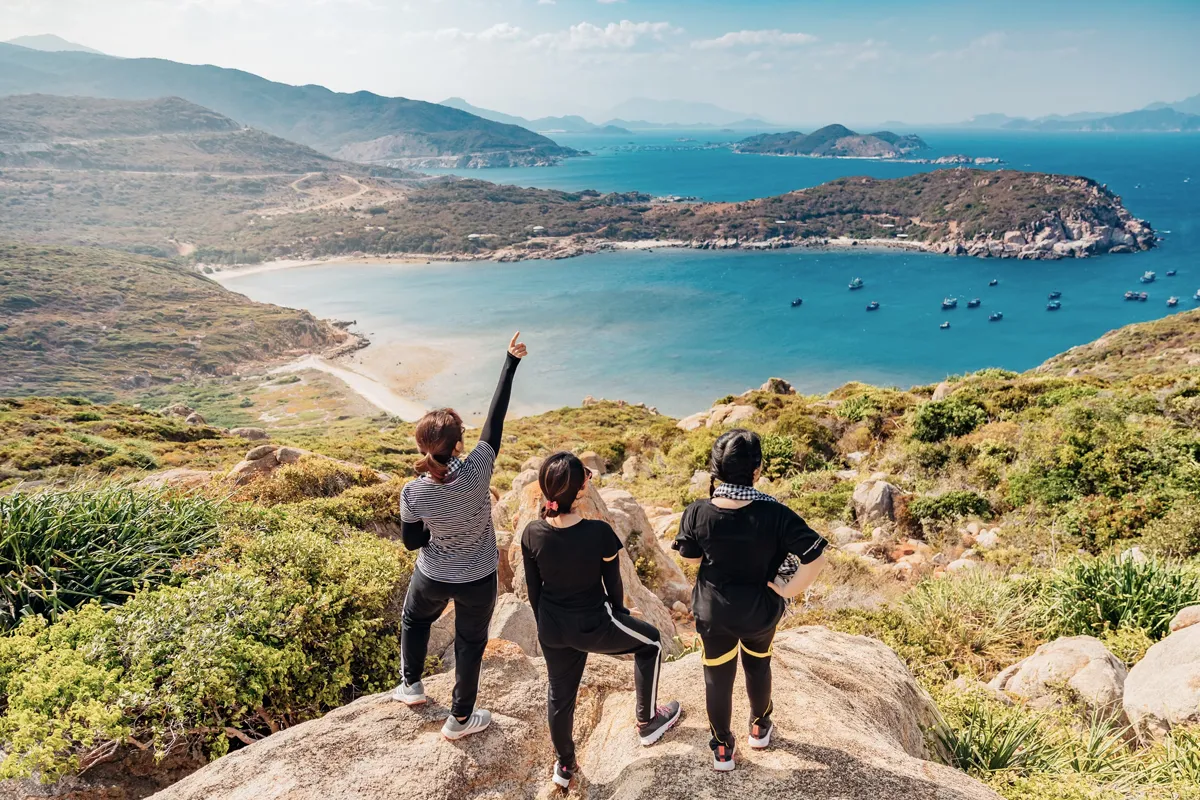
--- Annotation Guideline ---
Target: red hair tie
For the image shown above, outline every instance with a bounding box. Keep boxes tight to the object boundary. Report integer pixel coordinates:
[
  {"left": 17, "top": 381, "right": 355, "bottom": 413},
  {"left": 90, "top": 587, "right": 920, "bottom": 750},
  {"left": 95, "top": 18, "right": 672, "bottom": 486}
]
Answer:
[{"left": 545, "top": 500, "right": 559, "bottom": 511}]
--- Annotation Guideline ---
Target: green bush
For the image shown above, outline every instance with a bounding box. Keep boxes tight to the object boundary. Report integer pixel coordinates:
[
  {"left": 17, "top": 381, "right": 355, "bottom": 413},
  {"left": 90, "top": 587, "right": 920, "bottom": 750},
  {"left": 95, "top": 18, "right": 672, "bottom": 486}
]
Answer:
[
  {"left": 908, "top": 491, "right": 993, "bottom": 523},
  {"left": 910, "top": 397, "right": 988, "bottom": 443},
  {"left": 1040, "top": 555, "right": 1200, "bottom": 641},
  {"left": 0, "top": 514, "right": 412, "bottom": 781},
  {"left": 935, "top": 693, "right": 1060, "bottom": 776},
  {"left": 760, "top": 434, "right": 798, "bottom": 480},
  {"left": 1141, "top": 501, "right": 1200, "bottom": 557},
  {"left": 237, "top": 456, "right": 382, "bottom": 506},
  {"left": 0, "top": 488, "right": 221, "bottom": 628}
]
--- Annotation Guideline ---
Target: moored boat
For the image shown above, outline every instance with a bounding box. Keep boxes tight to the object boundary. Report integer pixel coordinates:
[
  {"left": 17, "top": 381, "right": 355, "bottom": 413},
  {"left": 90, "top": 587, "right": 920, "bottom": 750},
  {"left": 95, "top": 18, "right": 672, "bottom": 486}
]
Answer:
[
  {"left": 1168, "top": 296, "right": 1179, "bottom": 307},
  {"left": 1166, "top": 270, "right": 1177, "bottom": 277},
  {"left": 1141, "top": 271, "right": 1156, "bottom": 284},
  {"left": 940, "top": 321, "right": 950, "bottom": 329},
  {"left": 1046, "top": 300, "right": 1062, "bottom": 311},
  {"left": 791, "top": 298, "right": 803, "bottom": 307},
  {"left": 849, "top": 277, "right": 864, "bottom": 290},
  {"left": 989, "top": 312, "right": 1004, "bottom": 321},
  {"left": 942, "top": 297, "right": 958, "bottom": 310},
  {"left": 1124, "top": 291, "right": 1138, "bottom": 301},
  {"left": 1139, "top": 292, "right": 1149, "bottom": 302},
  {"left": 866, "top": 301, "right": 880, "bottom": 311},
  {"left": 967, "top": 298, "right": 981, "bottom": 308},
  {"left": 1195, "top": 290, "right": 1200, "bottom": 302},
  {"left": 1048, "top": 291, "right": 1062, "bottom": 300},
  {"left": 989, "top": 279, "right": 999, "bottom": 286}
]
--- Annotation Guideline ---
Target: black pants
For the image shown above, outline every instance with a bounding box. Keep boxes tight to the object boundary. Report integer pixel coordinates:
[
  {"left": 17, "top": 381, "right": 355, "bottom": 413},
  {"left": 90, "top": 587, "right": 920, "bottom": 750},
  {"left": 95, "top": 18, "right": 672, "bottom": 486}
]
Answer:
[
  {"left": 700, "top": 624, "right": 776, "bottom": 748},
  {"left": 539, "top": 603, "right": 663, "bottom": 766},
  {"left": 401, "top": 566, "right": 498, "bottom": 719}
]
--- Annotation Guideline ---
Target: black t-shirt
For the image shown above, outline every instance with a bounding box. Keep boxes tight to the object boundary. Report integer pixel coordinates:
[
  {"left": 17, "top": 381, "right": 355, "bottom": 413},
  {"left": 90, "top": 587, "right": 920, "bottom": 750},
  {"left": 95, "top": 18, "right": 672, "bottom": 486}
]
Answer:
[
  {"left": 674, "top": 499, "right": 827, "bottom": 635},
  {"left": 521, "top": 518, "right": 624, "bottom": 614}
]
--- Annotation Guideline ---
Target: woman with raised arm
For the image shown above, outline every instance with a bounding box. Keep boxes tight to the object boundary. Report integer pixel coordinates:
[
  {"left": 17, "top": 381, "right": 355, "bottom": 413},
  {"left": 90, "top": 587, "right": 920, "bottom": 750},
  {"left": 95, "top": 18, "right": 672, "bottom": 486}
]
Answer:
[
  {"left": 521, "top": 452, "right": 683, "bottom": 790},
  {"left": 673, "top": 429, "right": 828, "bottom": 772},
  {"left": 390, "top": 332, "right": 527, "bottom": 741}
]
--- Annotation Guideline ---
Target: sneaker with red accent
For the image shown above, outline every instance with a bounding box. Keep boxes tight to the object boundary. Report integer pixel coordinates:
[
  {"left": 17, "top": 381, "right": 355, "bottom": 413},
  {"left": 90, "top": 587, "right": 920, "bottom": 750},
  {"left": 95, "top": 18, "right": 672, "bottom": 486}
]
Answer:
[
  {"left": 636, "top": 700, "right": 683, "bottom": 746},
  {"left": 749, "top": 718, "right": 773, "bottom": 749},
  {"left": 712, "top": 740, "right": 736, "bottom": 772},
  {"left": 552, "top": 760, "right": 576, "bottom": 790}
]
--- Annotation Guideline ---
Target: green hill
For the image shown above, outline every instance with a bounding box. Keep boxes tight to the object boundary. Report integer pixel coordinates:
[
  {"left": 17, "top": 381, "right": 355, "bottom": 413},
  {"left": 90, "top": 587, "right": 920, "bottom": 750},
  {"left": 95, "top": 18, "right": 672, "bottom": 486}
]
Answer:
[
  {"left": 0, "top": 243, "right": 346, "bottom": 398},
  {"left": 735, "top": 124, "right": 929, "bottom": 158},
  {"left": 0, "top": 43, "right": 577, "bottom": 166}
]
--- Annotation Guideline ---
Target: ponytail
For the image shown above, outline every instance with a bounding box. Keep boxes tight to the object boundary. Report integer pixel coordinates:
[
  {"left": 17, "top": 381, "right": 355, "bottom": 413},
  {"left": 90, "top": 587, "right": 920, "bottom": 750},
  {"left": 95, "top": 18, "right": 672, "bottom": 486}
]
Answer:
[
  {"left": 414, "top": 408, "right": 464, "bottom": 484},
  {"left": 538, "top": 452, "right": 587, "bottom": 519}
]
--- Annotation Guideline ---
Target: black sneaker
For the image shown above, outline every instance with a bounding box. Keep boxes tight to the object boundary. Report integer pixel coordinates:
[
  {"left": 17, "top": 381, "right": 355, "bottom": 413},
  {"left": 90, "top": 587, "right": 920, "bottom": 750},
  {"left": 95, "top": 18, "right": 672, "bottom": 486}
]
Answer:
[
  {"left": 552, "top": 760, "right": 576, "bottom": 790},
  {"left": 749, "top": 718, "right": 773, "bottom": 749},
  {"left": 712, "top": 740, "right": 736, "bottom": 772},
  {"left": 637, "top": 700, "right": 683, "bottom": 746}
]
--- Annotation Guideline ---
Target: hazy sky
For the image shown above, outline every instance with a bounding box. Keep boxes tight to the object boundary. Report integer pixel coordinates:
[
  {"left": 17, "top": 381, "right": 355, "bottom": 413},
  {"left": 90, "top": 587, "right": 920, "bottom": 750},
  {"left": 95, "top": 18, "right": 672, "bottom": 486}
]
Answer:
[{"left": 3, "top": 0, "right": 1199, "bottom": 124}]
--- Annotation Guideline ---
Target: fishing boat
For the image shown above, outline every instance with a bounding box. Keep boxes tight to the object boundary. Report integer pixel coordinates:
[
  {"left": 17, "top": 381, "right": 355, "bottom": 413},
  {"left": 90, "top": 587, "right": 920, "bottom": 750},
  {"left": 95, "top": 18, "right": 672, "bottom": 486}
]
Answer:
[
  {"left": 967, "top": 298, "right": 982, "bottom": 308},
  {"left": 1139, "top": 292, "right": 1149, "bottom": 302},
  {"left": 1195, "top": 290, "right": 1200, "bottom": 302},
  {"left": 1048, "top": 291, "right": 1062, "bottom": 300},
  {"left": 989, "top": 279, "right": 999, "bottom": 287},
  {"left": 1124, "top": 291, "right": 1138, "bottom": 301},
  {"left": 1168, "top": 296, "right": 1179, "bottom": 307},
  {"left": 940, "top": 321, "right": 951, "bottom": 330},
  {"left": 1141, "top": 271, "right": 1156, "bottom": 284},
  {"left": 1046, "top": 301, "right": 1062, "bottom": 311},
  {"left": 866, "top": 301, "right": 880, "bottom": 311},
  {"left": 1166, "top": 270, "right": 1178, "bottom": 277},
  {"left": 989, "top": 312, "right": 1004, "bottom": 322},
  {"left": 791, "top": 298, "right": 803, "bottom": 307},
  {"left": 849, "top": 277, "right": 865, "bottom": 290},
  {"left": 941, "top": 297, "right": 958, "bottom": 310}
]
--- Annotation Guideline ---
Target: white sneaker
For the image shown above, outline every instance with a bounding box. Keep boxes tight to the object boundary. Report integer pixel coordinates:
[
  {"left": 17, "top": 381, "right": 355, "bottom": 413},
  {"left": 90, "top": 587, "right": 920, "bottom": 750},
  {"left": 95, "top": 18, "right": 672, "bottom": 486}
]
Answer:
[
  {"left": 391, "top": 680, "right": 426, "bottom": 706},
  {"left": 749, "top": 720, "right": 773, "bottom": 749},
  {"left": 442, "top": 708, "right": 492, "bottom": 740}
]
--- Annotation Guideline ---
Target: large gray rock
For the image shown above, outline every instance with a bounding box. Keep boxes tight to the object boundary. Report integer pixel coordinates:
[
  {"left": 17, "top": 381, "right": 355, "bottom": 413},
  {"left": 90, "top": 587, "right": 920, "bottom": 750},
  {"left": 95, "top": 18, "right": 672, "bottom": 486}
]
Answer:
[
  {"left": 707, "top": 403, "right": 757, "bottom": 428},
  {"left": 598, "top": 488, "right": 691, "bottom": 607},
  {"left": 853, "top": 477, "right": 897, "bottom": 525},
  {"left": 989, "top": 636, "right": 1126, "bottom": 718},
  {"left": 149, "top": 628, "right": 1001, "bottom": 800},
  {"left": 760, "top": 377, "right": 796, "bottom": 395},
  {"left": 488, "top": 593, "right": 540, "bottom": 656},
  {"left": 688, "top": 470, "right": 711, "bottom": 498},
  {"left": 226, "top": 445, "right": 389, "bottom": 487},
  {"left": 1124, "top": 624, "right": 1200, "bottom": 741},
  {"left": 229, "top": 427, "right": 269, "bottom": 441},
  {"left": 621, "top": 454, "right": 654, "bottom": 481},
  {"left": 1170, "top": 605, "right": 1200, "bottom": 634}
]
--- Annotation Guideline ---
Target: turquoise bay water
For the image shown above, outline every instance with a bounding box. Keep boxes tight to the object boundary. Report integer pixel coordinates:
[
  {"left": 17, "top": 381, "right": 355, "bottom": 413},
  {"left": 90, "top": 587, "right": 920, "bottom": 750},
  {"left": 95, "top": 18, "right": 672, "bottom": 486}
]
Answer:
[{"left": 230, "top": 131, "right": 1200, "bottom": 417}]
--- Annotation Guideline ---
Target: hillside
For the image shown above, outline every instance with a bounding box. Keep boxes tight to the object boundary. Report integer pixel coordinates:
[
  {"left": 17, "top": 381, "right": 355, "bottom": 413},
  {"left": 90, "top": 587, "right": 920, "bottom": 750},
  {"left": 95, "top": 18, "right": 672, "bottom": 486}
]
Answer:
[
  {"left": 0, "top": 43, "right": 577, "bottom": 167},
  {"left": 1038, "top": 308, "right": 1200, "bottom": 379},
  {"left": 2, "top": 34, "right": 102, "bottom": 54},
  {"left": 1007, "top": 108, "right": 1200, "bottom": 133},
  {"left": 0, "top": 243, "right": 347, "bottom": 397},
  {"left": 735, "top": 124, "right": 929, "bottom": 158}
]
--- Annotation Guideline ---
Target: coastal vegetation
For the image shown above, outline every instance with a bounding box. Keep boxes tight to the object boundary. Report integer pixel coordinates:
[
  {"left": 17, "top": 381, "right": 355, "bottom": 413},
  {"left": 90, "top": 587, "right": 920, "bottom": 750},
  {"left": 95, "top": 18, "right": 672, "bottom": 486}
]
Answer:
[{"left": 0, "top": 308, "right": 1199, "bottom": 797}]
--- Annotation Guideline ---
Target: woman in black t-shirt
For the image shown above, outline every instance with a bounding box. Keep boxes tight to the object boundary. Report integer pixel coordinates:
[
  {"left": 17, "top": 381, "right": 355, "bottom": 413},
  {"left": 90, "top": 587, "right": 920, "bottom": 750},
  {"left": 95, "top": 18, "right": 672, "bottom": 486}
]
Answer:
[
  {"left": 521, "top": 452, "right": 683, "bottom": 790},
  {"left": 674, "top": 429, "right": 828, "bottom": 773}
]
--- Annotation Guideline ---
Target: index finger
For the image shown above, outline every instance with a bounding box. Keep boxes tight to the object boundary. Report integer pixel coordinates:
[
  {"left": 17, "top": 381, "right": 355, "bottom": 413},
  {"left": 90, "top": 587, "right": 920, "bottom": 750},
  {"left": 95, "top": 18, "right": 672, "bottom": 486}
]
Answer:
[{"left": 509, "top": 331, "right": 520, "bottom": 348}]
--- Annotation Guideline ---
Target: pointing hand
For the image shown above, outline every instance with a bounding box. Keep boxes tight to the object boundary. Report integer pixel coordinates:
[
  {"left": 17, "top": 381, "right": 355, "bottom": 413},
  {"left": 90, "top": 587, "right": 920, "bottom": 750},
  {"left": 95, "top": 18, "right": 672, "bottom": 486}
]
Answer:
[{"left": 508, "top": 331, "right": 528, "bottom": 359}]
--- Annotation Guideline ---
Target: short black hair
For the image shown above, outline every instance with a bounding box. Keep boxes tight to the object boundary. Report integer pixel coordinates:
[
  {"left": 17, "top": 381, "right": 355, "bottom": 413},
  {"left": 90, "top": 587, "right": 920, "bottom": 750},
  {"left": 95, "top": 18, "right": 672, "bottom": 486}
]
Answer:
[{"left": 710, "top": 429, "right": 762, "bottom": 487}]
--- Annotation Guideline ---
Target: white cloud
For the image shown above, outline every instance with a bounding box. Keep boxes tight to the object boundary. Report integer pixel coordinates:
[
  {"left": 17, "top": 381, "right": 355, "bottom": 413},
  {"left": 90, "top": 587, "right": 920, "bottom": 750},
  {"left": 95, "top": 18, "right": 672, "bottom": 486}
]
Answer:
[
  {"left": 692, "top": 29, "right": 816, "bottom": 50},
  {"left": 537, "top": 0, "right": 555, "bottom": 4},
  {"left": 403, "top": 23, "right": 522, "bottom": 44},
  {"left": 596, "top": 0, "right": 626, "bottom": 4},
  {"left": 531, "top": 20, "right": 678, "bottom": 51}
]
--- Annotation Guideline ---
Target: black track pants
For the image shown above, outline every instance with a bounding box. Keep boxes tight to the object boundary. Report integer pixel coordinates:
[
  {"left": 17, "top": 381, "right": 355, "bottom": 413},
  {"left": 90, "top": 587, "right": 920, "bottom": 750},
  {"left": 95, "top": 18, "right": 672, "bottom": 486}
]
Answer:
[
  {"left": 401, "top": 567, "right": 498, "bottom": 719},
  {"left": 700, "top": 625, "right": 776, "bottom": 748},
  {"left": 539, "top": 603, "right": 664, "bottom": 765}
]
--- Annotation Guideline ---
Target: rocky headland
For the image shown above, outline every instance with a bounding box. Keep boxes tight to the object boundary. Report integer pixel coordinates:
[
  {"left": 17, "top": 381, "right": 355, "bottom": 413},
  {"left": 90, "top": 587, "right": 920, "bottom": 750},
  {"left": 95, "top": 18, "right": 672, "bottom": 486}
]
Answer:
[{"left": 734, "top": 124, "right": 929, "bottom": 158}]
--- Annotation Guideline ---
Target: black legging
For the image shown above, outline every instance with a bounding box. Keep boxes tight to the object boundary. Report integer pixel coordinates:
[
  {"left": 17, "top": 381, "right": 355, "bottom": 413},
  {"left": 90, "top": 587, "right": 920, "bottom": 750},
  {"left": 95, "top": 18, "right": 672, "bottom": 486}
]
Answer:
[
  {"left": 700, "top": 625, "right": 776, "bottom": 748},
  {"left": 538, "top": 603, "right": 663, "bottom": 766},
  {"left": 401, "top": 567, "right": 498, "bottom": 719}
]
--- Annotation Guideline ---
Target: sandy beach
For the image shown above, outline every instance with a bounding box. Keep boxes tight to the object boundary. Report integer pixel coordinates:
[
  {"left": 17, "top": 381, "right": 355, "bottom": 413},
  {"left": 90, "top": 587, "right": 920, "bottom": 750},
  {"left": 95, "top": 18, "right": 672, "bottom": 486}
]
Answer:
[
  {"left": 268, "top": 354, "right": 430, "bottom": 422},
  {"left": 210, "top": 254, "right": 455, "bottom": 284}
]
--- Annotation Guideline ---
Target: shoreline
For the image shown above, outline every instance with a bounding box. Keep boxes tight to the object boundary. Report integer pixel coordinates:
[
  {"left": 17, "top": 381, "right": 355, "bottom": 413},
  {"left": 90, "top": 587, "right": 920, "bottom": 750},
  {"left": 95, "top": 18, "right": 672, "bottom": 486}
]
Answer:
[{"left": 268, "top": 354, "right": 430, "bottom": 422}]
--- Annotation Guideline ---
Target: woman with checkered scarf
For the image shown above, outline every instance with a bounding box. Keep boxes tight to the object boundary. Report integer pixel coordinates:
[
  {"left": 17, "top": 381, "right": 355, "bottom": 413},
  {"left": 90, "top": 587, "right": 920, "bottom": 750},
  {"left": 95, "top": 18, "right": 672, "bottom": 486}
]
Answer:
[{"left": 673, "top": 428, "right": 828, "bottom": 772}]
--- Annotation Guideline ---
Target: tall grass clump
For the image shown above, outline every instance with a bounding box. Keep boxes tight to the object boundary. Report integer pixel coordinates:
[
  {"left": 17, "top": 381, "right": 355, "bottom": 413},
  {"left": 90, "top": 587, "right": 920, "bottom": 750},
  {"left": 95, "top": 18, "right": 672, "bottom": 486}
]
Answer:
[
  {"left": 901, "top": 572, "right": 1041, "bottom": 679},
  {"left": 934, "top": 694, "right": 1060, "bottom": 776},
  {"left": 1040, "top": 554, "right": 1200, "bottom": 641},
  {"left": 0, "top": 487, "right": 221, "bottom": 628}
]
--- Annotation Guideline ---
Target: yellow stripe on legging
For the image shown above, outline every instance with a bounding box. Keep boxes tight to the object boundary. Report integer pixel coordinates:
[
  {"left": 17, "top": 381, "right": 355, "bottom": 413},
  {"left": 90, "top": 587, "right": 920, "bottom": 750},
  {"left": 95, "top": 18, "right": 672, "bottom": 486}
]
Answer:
[
  {"left": 701, "top": 644, "right": 739, "bottom": 666},
  {"left": 739, "top": 641, "right": 773, "bottom": 658}
]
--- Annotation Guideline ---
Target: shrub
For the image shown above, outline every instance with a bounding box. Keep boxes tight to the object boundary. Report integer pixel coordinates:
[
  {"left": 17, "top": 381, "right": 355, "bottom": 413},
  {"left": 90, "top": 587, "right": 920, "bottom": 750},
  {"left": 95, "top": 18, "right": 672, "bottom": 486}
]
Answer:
[
  {"left": 0, "top": 488, "right": 221, "bottom": 628},
  {"left": 0, "top": 515, "right": 412, "bottom": 781},
  {"left": 236, "top": 456, "right": 382, "bottom": 506},
  {"left": 1040, "top": 555, "right": 1200, "bottom": 641},
  {"left": 910, "top": 397, "right": 988, "bottom": 443},
  {"left": 760, "top": 434, "right": 798, "bottom": 480},
  {"left": 1141, "top": 501, "right": 1200, "bottom": 557},
  {"left": 934, "top": 692, "right": 1060, "bottom": 776},
  {"left": 908, "top": 491, "right": 993, "bottom": 523},
  {"left": 901, "top": 572, "right": 1041, "bottom": 678}
]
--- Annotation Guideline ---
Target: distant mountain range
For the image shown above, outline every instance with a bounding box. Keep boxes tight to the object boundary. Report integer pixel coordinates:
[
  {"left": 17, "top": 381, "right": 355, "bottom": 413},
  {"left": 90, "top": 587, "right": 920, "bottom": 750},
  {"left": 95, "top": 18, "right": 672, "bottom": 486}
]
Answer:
[
  {"left": 440, "top": 98, "right": 630, "bottom": 136},
  {"left": 959, "top": 94, "right": 1200, "bottom": 132},
  {"left": 0, "top": 42, "right": 576, "bottom": 167},
  {"left": 603, "top": 97, "right": 771, "bottom": 128},
  {"left": 735, "top": 124, "right": 928, "bottom": 158},
  {"left": 3, "top": 34, "right": 103, "bottom": 54}
]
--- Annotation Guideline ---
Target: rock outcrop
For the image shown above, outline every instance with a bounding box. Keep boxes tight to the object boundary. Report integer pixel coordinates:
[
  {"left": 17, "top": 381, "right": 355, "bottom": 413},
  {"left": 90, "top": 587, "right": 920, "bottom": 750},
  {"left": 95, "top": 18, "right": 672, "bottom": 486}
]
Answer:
[
  {"left": 853, "top": 475, "right": 897, "bottom": 525},
  {"left": 511, "top": 482, "right": 681, "bottom": 651},
  {"left": 149, "top": 628, "right": 1001, "bottom": 800},
  {"left": 676, "top": 403, "right": 757, "bottom": 431},
  {"left": 1169, "top": 605, "right": 1200, "bottom": 634},
  {"left": 1123, "top": 623, "right": 1200, "bottom": 741},
  {"left": 989, "top": 636, "right": 1126, "bottom": 719},
  {"left": 225, "top": 445, "right": 389, "bottom": 486},
  {"left": 597, "top": 488, "right": 691, "bottom": 607}
]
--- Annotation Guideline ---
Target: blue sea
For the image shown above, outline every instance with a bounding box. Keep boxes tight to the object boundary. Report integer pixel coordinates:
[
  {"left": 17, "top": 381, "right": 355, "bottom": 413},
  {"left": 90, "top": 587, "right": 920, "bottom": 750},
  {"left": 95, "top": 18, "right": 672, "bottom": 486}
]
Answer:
[{"left": 228, "top": 130, "right": 1200, "bottom": 417}]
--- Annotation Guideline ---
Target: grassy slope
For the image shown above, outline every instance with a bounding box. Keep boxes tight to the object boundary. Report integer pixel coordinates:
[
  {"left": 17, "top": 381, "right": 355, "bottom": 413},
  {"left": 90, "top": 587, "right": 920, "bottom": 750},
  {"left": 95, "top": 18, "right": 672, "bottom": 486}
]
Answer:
[
  {"left": 0, "top": 243, "right": 345, "bottom": 398},
  {"left": 1038, "top": 308, "right": 1200, "bottom": 380}
]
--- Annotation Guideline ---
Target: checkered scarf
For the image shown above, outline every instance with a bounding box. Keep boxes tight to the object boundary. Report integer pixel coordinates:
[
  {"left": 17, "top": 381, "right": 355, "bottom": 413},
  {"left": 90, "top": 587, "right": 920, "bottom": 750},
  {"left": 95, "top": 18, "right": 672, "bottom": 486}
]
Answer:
[{"left": 710, "top": 482, "right": 800, "bottom": 578}]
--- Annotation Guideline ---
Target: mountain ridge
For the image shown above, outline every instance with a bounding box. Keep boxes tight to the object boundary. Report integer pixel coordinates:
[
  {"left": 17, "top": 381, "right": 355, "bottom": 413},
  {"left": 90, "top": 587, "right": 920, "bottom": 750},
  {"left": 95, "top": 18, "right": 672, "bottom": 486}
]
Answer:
[
  {"left": 439, "top": 97, "right": 630, "bottom": 135},
  {"left": 735, "top": 124, "right": 929, "bottom": 158}
]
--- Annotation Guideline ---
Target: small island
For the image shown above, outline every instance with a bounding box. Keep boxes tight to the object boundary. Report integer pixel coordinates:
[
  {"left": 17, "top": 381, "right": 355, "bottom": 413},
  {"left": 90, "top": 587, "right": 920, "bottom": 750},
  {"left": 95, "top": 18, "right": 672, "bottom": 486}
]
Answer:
[{"left": 734, "top": 124, "right": 929, "bottom": 159}]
